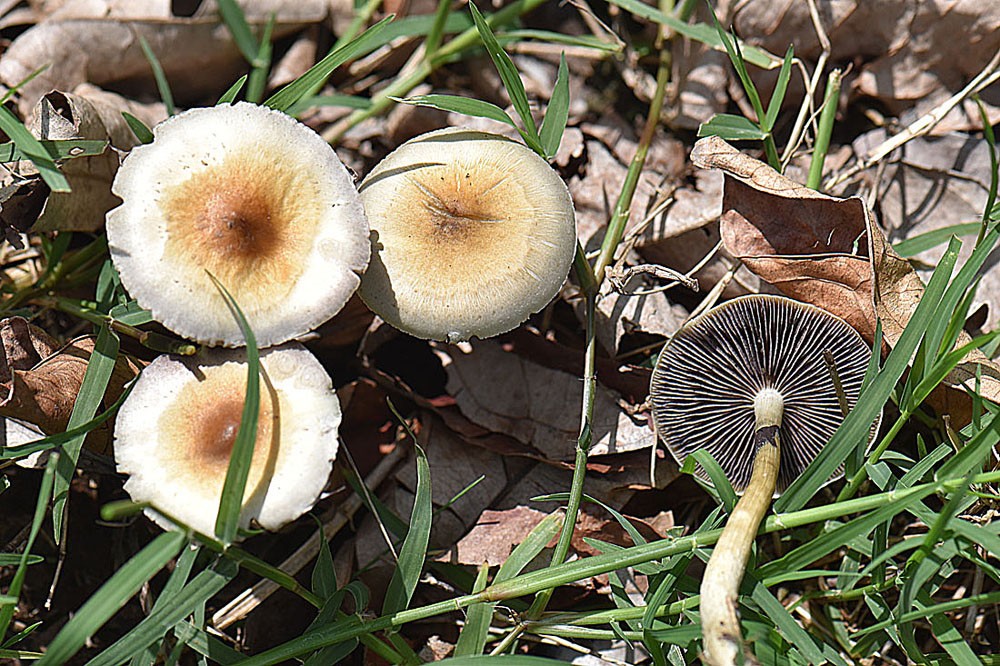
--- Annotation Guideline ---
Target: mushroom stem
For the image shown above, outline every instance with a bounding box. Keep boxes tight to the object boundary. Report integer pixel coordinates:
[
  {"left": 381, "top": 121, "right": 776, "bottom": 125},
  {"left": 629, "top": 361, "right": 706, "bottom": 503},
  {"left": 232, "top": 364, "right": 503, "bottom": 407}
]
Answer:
[{"left": 700, "top": 388, "right": 784, "bottom": 666}]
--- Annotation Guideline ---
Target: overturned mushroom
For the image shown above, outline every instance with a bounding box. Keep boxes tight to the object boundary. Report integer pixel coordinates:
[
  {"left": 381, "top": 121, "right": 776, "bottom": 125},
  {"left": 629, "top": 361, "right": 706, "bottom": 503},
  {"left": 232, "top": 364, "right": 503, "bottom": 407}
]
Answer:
[
  {"left": 107, "top": 102, "right": 369, "bottom": 347},
  {"left": 358, "top": 127, "right": 576, "bottom": 343},
  {"left": 114, "top": 344, "right": 340, "bottom": 536},
  {"left": 650, "top": 294, "right": 878, "bottom": 665}
]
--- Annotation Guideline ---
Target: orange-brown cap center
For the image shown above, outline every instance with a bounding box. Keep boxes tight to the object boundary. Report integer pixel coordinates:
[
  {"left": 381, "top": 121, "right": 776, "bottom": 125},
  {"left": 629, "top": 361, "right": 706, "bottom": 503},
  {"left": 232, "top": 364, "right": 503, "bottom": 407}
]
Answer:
[
  {"left": 159, "top": 363, "right": 278, "bottom": 496},
  {"left": 158, "top": 149, "right": 322, "bottom": 310}
]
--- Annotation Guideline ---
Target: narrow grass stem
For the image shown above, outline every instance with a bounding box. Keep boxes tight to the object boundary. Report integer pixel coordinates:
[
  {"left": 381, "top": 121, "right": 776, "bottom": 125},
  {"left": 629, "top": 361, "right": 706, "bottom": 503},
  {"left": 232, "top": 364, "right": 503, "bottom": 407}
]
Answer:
[
  {"left": 591, "top": 50, "right": 671, "bottom": 286},
  {"left": 238, "top": 469, "right": 1000, "bottom": 665},
  {"left": 40, "top": 296, "right": 198, "bottom": 356},
  {"left": 322, "top": 0, "right": 547, "bottom": 144},
  {"left": 806, "top": 68, "right": 841, "bottom": 190},
  {"left": 525, "top": 291, "right": 597, "bottom": 623},
  {"left": 837, "top": 409, "right": 909, "bottom": 501}
]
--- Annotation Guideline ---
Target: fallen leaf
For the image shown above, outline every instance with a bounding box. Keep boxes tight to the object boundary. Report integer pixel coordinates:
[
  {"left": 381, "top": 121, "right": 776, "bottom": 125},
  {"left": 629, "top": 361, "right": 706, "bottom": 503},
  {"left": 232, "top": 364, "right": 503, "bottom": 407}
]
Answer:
[
  {"left": 727, "top": 0, "right": 1000, "bottom": 131},
  {"left": 25, "top": 87, "right": 165, "bottom": 232},
  {"left": 0, "top": 335, "right": 142, "bottom": 448},
  {"left": 438, "top": 340, "right": 652, "bottom": 459},
  {"left": 446, "top": 505, "right": 549, "bottom": 567},
  {"left": 0, "top": 1, "right": 328, "bottom": 115},
  {"left": 857, "top": 130, "right": 1000, "bottom": 330},
  {"left": 691, "top": 135, "right": 1000, "bottom": 417}
]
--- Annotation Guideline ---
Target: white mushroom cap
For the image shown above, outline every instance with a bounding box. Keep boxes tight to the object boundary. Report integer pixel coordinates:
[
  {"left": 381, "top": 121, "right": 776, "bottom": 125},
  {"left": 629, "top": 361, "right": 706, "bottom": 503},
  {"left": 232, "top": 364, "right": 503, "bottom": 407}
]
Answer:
[
  {"left": 358, "top": 128, "right": 577, "bottom": 342},
  {"left": 650, "top": 295, "right": 879, "bottom": 493},
  {"left": 107, "top": 102, "right": 370, "bottom": 348},
  {"left": 114, "top": 344, "right": 340, "bottom": 536}
]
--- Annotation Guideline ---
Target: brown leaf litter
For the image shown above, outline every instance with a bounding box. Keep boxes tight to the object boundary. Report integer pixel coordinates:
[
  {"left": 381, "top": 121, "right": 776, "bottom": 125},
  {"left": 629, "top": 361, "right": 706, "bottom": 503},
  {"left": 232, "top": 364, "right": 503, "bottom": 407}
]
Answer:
[{"left": 691, "top": 135, "right": 1000, "bottom": 420}]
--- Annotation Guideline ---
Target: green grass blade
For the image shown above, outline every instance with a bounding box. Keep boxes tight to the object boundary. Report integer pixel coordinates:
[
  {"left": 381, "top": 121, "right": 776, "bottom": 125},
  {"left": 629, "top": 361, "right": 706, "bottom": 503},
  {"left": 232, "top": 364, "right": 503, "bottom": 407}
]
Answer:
[
  {"left": 138, "top": 35, "right": 175, "bottom": 116},
  {"left": 217, "top": 0, "right": 259, "bottom": 63},
  {"left": 86, "top": 557, "right": 238, "bottom": 666},
  {"left": 975, "top": 95, "right": 998, "bottom": 248},
  {"left": 453, "top": 564, "right": 491, "bottom": 656},
  {"left": 762, "top": 484, "right": 938, "bottom": 577},
  {"left": 697, "top": 113, "right": 768, "bottom": 140},
  {"left": 381, "top": 444, "right": 432, "bottom": 616},
  {"left": 217, "top": 75, "right": 248, "bottom": 105},
  {"left": 0, "top": 105, "right": 70, "bottom": 192},
  {"left": 499, "top": 30, "right": 621, "bottom": 52},
  {"left": 264, "top": 16, "right": 395, "bottom": 113},
  {"left": 762, "top": 45, "right": 793, "bottom": 132},
  {"left": 52, "top": 324, "right": 120, "bottom": 539},
  {"left": 311, "top": 518, "right": 338, "bottom": 600},
  {"left": 538, "top": 53, "right": 569, "bottom": 160},
  {"left": 468, "top": 2, "right": 540, "bottom": 149},
  {"left": 394, "top": 94, "right": 516, "bottom": 127},
  {"left": 0, "top": 555, "right": 42, "bottom": 567},
  {"left": 496, "top": 510, "right": 563, "bottom": 583},
  {"left": 750, "top": 581, "right": 835, "bottom": 665},
  {"left": 607, "top": 0, "right": 775, "bottom": 67},
  {"left": 121, "top": 112, "right": 154, "bottom": 144},
  {"left": 892, "top": 222, "right": 981, "bottom": 257},
  {"left": 246, "top": 14, "right": 275, "bottom": 104},
  {"left": 0, "top": 453, "right": 57, "bottom": 639},
  {"left": 36, "top": 531, "right": 186, "bottom": 665},
  {"left": 686, "top": 449, "right": 737, "bottom": 511},
  {"left": 0, "top": 139, "right": 107, "bottom": 163},
  {"left": 777, "top": 238, "right": 962, "bottom": 512},
  {"left": 207, "top": 275, "right": 259, "bottom": 544},
  {"left": 171, "top": 621, "right": 243, "bottom": 665}
]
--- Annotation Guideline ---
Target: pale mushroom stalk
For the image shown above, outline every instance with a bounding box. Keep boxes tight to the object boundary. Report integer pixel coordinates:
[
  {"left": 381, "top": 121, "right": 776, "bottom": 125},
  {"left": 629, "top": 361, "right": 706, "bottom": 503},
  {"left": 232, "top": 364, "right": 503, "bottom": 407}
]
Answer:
[
  {"left": 649, "top": 295, "right": 881, "bottom": 666},
  {"left": 700, "top": 388, "right": 783, "bottom": 666}
]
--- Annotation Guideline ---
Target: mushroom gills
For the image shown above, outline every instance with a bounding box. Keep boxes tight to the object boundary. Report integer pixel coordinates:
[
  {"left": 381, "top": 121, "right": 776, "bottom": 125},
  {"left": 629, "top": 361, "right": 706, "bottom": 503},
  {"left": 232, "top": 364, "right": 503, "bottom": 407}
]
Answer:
[{"left": 699, "top": 387, "right": 784, "bottom": 666}]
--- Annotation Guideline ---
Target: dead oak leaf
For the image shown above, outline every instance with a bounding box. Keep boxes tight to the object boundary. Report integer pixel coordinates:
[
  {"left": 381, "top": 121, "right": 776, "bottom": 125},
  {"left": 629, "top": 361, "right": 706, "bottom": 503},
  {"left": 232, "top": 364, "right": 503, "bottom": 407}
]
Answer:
[
  {"left": 437, "top": 340, "right": 652, "bottom": 460},
  {"left": 691, "top": 135, "right": 1000, "bottom": 416}
]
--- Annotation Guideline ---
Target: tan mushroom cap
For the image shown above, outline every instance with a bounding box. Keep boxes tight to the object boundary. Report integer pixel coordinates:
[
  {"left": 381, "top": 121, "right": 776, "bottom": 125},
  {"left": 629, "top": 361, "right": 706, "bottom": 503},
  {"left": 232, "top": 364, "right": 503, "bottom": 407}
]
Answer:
[
  {"left": 107, "top": 102, "right": 369, "bottom": 348},
  {"left": 358, "top": 128, "right": 577, "bottom": 342},
  {"left": 114, "top": 344, "right": 340, "bottom": 536}
]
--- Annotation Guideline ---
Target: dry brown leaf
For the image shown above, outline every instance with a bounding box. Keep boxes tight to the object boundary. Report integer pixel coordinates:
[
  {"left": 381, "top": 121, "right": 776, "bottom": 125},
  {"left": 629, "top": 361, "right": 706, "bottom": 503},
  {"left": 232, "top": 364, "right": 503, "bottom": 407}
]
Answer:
[
  {"left": 437, "top": 340, "right": 652, "bottom": 459},
  {"left": 0, "top": 1, "right": 327, "bottom": 115},
  {"left": 0, "top": 316, "right": 59, "bottom": 381},
  {"left": 572, "top": 274, "right": 688, "bottom": 355},
  {"left": 0, "top": 335, "right": 141, "bottom": 445},
  {"left": 445, "top": 505, "right": 549, "bottom": 567},
  {"left": 727, "top": 0, "right": 1000, "bottom": 131},
  {"left": 23, "top": 88, "right": 165, "bottom": 232},
  {"left": 857, "top": 130, "right": 1000, "bottom": 331},
  {"left": 691, "top": 135, "right": 1000, "bottom": 415}
]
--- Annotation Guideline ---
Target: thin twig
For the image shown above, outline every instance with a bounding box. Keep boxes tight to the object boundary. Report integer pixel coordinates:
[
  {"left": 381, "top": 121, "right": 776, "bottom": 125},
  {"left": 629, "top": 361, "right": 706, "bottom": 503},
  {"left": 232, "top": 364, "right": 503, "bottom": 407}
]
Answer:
[{"left": 826, "top": 46, "right": 1000, "bottom": 189}]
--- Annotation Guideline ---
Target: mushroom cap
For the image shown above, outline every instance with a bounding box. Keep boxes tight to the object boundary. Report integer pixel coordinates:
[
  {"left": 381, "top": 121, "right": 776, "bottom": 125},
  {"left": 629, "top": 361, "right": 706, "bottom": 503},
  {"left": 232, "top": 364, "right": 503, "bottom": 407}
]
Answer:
[
  {"left": 107, "top": 102, "right": 369, "bottom": 348},
  {"left": 114, "top": 343, "right": 340, "bottom": 536},
  {"left": 650, "top": 294, "right": 879, "bottom": 493},
  {"left": 357, "top": 127, "right": 577, "bottom": 342}
]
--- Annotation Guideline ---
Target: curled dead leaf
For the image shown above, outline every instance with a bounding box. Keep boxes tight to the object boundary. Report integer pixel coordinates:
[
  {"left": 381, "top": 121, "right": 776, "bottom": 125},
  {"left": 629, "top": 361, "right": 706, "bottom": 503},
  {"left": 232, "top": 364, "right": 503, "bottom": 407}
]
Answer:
[
  {"left": 691, "top": 136, "right": 1000, "bottom": 419},
  {"left": 0, "top": 332, "right": 142, "bottom": 458}
]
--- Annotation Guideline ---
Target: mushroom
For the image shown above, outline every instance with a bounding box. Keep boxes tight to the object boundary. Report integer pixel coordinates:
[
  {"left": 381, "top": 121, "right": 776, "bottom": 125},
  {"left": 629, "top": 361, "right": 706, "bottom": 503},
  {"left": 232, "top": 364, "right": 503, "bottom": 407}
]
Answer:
[
  {"left": 357, "top": 127, "right": 576, "bottom": 343},
  {"left": 107, "top": 101, "right": 370, "bottom": 348},
  {"left": 114, "top": 343, "right": 340, "bottom": 537},
  {"left": 649, "top": 294, "right": 878, "bottom": 665}
]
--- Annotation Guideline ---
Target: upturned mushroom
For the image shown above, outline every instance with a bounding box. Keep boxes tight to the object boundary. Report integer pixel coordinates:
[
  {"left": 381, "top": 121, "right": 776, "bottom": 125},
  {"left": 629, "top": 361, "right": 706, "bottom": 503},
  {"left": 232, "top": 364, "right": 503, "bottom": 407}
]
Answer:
[
  {"left": 357, "top": 127, "right": 577, "bottom": 343},
  {"left": 649, "top": 294, "right": 878, "bottom": 665},
  {"left": 107, "top": 102, "right": 370, "bottom": 348},
  {"left": 114, "top": 344, "right": 341, "bottom": 537}
]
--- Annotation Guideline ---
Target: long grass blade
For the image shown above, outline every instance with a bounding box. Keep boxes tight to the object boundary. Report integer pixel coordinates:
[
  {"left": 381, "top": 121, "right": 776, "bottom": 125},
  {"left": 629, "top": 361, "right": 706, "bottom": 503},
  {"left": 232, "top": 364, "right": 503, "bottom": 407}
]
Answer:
[
  {"left": 0, "top": 105, "right": 69, "bottom": 192},
  {"left": 36, "top": 532, "right": 186, "bottom": 665},
  {"left": 381, "top": 444, "right": 432, "bottom": 615},
  {"left": 207, "top": 274, "right": 259, "bottom": 544}
]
